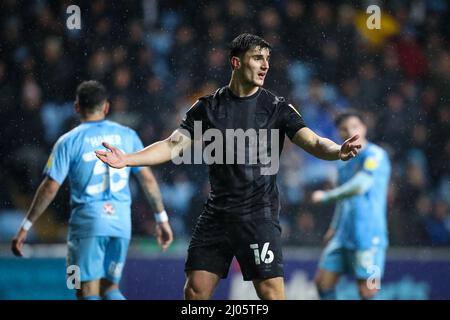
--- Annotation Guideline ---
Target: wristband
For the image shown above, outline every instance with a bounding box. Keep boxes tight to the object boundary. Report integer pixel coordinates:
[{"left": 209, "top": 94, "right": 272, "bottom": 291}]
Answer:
[
  {"left": 154, "top": 210, "right": 168, "bottom": 223},
  {"left": 20, "top": 218, "right": 33, "bottom": 231}
]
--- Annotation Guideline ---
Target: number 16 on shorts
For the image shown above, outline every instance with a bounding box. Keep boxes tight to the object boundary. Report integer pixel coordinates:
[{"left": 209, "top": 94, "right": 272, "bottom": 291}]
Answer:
[{"left": 250, "top": 242, "right": 274, "bottom": 265}]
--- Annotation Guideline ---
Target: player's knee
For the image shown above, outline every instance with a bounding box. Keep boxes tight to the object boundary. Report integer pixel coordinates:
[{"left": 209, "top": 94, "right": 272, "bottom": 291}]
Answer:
[
  {"left": 256, "top": 288, "right": 282, "bottom": 300},
  {"left": 314, "top": 273, "right": 323, "bottom": 289},
  {"left": 314, "top": 271, "right": 337, "bottom": 291},
  {"left": 254, "top": 280, "right": 285, "bottom": 300},
  {"left": 183, "top": 285, "right": 198, "bottom": 300},
  {"left": 314, "top": 273, "right": 329, "bottom": 291},
  {"left": 184, "top": 282, "right": 210, "bottom": 300}
]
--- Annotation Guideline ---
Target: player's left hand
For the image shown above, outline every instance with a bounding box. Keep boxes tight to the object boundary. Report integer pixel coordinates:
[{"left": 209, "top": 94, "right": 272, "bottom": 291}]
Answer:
[
  {"left": 339, "top": 134, "right": 362, "bottom": 161},
  {"left": 155, "top": 221, "right": 173, "bottom": 252},
  {"left": 11, "top": 229, "right": 27, "bottom": 257},
  {"left": 95, "top": 142, "right": 128, "bottom": 169},
  {"left": 311, "top": 190, "right": 326, "bottom": 204}
]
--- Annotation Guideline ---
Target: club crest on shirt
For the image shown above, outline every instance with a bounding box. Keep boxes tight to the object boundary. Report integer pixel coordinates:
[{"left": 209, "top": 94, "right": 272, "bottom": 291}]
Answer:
[{"left": 103, "top": 203, "right": 115, "bottom": 215}]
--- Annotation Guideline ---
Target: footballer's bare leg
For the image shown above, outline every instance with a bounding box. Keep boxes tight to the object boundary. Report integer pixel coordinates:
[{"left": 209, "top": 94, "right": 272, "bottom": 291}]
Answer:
[
  {"left": 314, "top": 269, "right": 340, "bottom": 300},
  {"left": 76, "top": 280, "right": 100, "bottom": 300},
  {"left": 100, "top": 278, "right": 125, "bottom": 300},
  {"left": 357, "top": 279, "right": 379, "bottom": 300},
  {"left": 184, "top": 270, "right": 221, "bottom": 300},
  {"left": 100, "top": 278, "right": 118, "bottom": 295},
  {"left": 253, "top": 277, "right": 286, "bottom": 300}
]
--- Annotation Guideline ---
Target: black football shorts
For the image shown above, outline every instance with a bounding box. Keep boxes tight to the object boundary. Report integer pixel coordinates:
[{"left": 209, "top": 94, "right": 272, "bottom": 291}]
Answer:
[{"left": 185, "top": 215, "right": 284, "bottom": 281}]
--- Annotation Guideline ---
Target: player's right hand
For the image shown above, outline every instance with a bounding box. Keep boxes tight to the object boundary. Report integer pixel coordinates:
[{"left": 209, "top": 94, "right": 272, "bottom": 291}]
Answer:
[
  {"left": 95, "top": 142, "right": 128, "bottom": 169},
  {"left": 155, "top": 221, "right": 173, "bottom": 252},
  {"left": 339, "top": 134, "right": 362, "bottom": 161},
  {"left": 322, "top": 228, "right": 335, "bottom": 246},
  {"left": 11, "top": 229, "right": 27, "bottom": 257}
]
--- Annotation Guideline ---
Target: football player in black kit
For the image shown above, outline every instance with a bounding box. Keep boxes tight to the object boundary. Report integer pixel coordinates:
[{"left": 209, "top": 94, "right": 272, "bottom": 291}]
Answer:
[{"left": 96, "top": 34, "right": 361, "bottom": 300}]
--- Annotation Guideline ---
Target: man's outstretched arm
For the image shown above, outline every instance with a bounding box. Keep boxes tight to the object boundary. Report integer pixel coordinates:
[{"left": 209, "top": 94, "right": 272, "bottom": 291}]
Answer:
[
  {"left": 292, "top": 127, "right": 361, "bottom": 161},
  {"left": 96, "top": 129, "right": 193, "bottom": 168},
  {"left": 311, "top": 171, "right": 374, "bottom": 245},
  {"left": 312, "top": 171, "right": 375, "bottom": 204},
  {"left": 11, "top": 176, "right": 61, "bottom": 256}
]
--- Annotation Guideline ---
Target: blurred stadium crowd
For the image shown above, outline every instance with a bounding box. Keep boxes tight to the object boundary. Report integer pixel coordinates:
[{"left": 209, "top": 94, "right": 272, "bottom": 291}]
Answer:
[{"left": 0, "top": 0, "right": 449, "bottom": 247}]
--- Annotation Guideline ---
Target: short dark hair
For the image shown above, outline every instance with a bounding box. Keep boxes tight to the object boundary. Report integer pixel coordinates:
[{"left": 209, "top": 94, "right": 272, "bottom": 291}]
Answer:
[
  {"left": 76, "top": 80, "right": 107, "bottom": 113},
  {"left": 229, "top": 33, "right": 272, "bottom": 61},
  {"left": 334, "top": 109, "right": 365, "bottom": 127}
]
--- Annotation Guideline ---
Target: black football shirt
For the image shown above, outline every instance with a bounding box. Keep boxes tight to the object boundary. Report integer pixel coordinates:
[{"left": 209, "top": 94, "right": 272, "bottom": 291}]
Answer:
[{"left": 180, "top": 86, "right": 306, "bottom": 222}]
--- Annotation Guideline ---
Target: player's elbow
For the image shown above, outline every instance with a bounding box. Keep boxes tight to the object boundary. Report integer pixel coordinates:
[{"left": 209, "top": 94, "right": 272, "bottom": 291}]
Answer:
[
  {"left": 42, "top": 177, "right": 60, "bottom": 195},
  {"left": 353, "top": 185, "right": 368, "bottom": 195},
  {"left": 354, "top": 173, "right": 374, "bottom": 195},
  {"left": 168, "top": 136, "right": 192, "bottom": 159}
]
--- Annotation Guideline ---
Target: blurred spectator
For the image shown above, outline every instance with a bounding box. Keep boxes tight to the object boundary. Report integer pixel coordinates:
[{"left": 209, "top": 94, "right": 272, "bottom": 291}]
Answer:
[
  {"left": 377, "top": 93, "right": 410, "bottom": 160},
  {"left": 425, "top": 201, "right": 450, "bottom": 246},
  {"left": 396, "top": 28, "right": 428, "bottom": 79},
  {"left": 160, "top": 172, "right": 195, "bottom": 238},
  {"left": 290, "top": 209, "right": 322, "bottom": 245},
  {"left": 108, "top": 94, "right": 142, "bottom": 130},
  {"left": 13, "top": 76, "right": 48, "bottom": 193}
]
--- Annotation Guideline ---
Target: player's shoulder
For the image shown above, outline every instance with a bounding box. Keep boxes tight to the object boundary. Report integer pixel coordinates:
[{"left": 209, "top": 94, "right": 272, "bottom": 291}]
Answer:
[
  {"left": 364, "top": 143, "right": 390, "bottom": 166},
  {"left": 104, "top": 119, "right": 133, "bottom": 130},
  {"left": 197, "top": 86, "right": 226, "bottom": 105},
  {"left": 99, "top": 120, "right": 139, "bottom": 139},
  {"left": 202, "top": 86, "right": 225, "bottom": 100},
  {"left": 54, "top": 125, "right": 84, "bottom": 147},
  {"left": 366, "top": 143, "right": 387, "bottom": 157},
  {"left": 260, "top": 87, "right": 302, "bottom": 113},
  {"left": 260, "top": 87, "right": 283, "bottom": 99},
  {"left": 361, "top": 143, "right": 391, "bottom": 174},
  {"left": 187, "top": 86, "right": 227, "bottom": 113},
  {"left": 260, "top": 87, "right": 288, "bottom": 105}
]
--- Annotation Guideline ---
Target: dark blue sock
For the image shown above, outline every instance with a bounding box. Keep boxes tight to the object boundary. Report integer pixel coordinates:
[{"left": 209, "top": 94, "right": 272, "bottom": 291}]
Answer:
[{"left": 103, "top": 288, "right": 126, "bottom": 300}]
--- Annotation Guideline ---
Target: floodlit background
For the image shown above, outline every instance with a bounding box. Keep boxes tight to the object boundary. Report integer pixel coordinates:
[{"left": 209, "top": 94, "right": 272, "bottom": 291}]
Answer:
[{"left": 0, "top": 0, "right": 449, "bottom": 299}]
